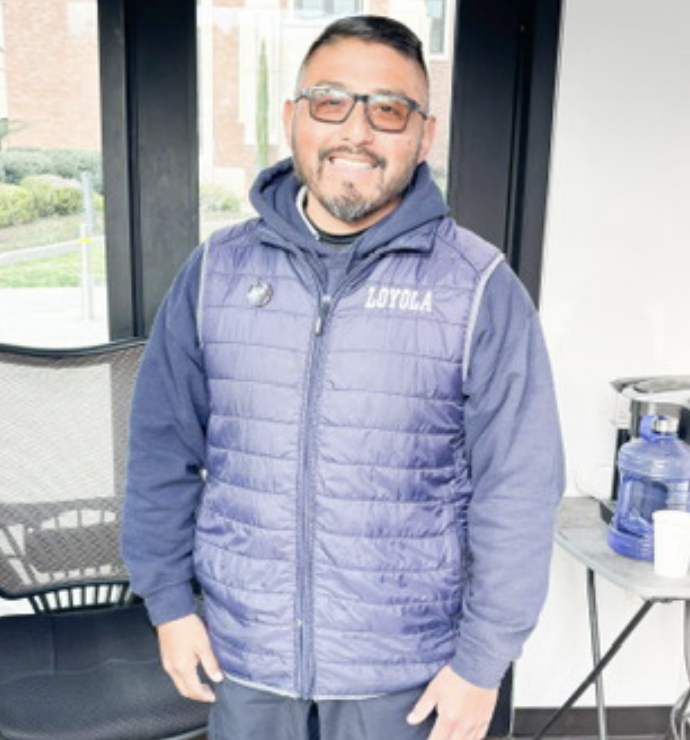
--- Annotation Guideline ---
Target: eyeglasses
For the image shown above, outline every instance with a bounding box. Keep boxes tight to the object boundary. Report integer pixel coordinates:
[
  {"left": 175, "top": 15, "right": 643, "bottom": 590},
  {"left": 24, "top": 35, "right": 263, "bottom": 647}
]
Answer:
[{"left": 294, "top": 86, "right": 428, "bottom": 133}]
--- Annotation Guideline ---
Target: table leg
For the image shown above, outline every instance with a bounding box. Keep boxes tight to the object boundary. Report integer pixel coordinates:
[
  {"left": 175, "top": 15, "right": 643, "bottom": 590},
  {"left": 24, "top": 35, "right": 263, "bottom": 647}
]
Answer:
[
  {"left": 531, "top": 600, "right": 654, "bottom": 740},
  {"left": 685, "top": 601, "right": 690, "bottom": 680},
  {"left": 586, "top": 569, "right": 608, "bottom": 740}
]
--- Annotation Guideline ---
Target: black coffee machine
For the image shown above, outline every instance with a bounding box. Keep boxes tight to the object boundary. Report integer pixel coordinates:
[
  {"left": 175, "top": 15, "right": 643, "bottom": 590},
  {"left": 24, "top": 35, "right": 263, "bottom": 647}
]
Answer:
[{"left": 602, "top": 375, "right": 690, "bottom": 523}]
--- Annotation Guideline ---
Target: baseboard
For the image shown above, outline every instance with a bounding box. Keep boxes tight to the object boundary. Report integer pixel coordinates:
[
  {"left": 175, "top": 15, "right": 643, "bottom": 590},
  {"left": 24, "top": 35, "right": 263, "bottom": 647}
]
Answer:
[{"left": 512, "top": 705, "right": 672, "bottom": 736}]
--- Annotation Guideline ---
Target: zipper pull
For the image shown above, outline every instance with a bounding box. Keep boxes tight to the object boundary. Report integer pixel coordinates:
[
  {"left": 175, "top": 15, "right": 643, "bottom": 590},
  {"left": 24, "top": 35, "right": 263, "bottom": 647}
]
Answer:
[{"left": 314, "top": 294, "right": 332, "bottom": 335}]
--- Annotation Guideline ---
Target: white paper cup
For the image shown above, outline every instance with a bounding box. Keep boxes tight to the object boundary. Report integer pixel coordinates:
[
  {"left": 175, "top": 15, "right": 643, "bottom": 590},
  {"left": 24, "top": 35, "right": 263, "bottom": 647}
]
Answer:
[{"left": 653, "top": 509, "right": 690, "bottom": 578}]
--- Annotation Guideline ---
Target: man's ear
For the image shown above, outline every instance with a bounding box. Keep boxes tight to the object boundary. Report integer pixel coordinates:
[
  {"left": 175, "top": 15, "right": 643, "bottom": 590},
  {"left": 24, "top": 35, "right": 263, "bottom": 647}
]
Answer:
[
  {"left": 282, "top": 99, "right": 295, "bottom": 149},
  {"left": 417, "top": 114, "right": 437, "bottom": 164}
]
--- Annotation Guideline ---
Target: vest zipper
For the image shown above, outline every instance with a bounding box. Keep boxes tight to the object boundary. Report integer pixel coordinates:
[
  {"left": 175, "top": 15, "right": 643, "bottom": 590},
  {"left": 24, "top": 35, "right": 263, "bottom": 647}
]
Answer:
[
  {"left": 293, "top": 247, "right": 405, "bottom": 697},
  {"left": 294, "top": 261, "right": 335, "bottom": 697},
  {"left": 314, "top": 294, "right": 332, "bottom": 335}
]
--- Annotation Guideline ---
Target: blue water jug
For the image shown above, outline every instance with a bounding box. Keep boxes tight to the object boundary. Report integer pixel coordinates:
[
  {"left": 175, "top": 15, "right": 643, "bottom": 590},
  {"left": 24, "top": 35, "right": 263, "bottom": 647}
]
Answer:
[{"left": 608, "top": 414, "right": 690, "bottom": 560}]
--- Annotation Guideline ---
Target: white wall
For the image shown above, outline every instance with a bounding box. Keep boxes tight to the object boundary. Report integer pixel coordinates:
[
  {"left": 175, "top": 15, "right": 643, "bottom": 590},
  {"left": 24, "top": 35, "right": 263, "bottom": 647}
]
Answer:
[{"left": 516, "top": 0, "right": 690, "bottom": 708}]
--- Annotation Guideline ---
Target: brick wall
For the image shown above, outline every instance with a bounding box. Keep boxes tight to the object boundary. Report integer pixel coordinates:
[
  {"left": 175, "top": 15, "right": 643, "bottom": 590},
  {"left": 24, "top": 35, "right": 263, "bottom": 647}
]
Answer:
[{"left": 3, "top": 0, "right": 101, "bottom": 151}]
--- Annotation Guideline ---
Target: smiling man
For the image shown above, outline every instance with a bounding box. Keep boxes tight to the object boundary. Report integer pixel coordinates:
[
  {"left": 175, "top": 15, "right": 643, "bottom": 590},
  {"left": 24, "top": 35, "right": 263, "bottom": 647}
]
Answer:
[
  {"left": 286, "top": 33, "right": 434, "bottom": 231},
  {"left": 122, "top": 15, "right": 565, "bottom": 740}
]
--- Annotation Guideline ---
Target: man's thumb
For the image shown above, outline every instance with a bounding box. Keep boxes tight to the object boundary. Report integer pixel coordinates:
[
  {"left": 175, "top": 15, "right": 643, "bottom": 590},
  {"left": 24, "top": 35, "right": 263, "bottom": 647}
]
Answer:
[
  {"left": 200, "top": 649, "right": 224, "bottom": 683},
  {"left": 406, "top": 690, "right": 436, "bottom": 726}
]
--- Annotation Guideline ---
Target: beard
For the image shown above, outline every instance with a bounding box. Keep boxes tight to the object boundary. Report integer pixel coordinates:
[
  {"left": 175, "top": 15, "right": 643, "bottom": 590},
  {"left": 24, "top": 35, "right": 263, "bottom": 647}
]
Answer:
[{"left": 292, "top": 144, "right": 421, "bottom": 225}]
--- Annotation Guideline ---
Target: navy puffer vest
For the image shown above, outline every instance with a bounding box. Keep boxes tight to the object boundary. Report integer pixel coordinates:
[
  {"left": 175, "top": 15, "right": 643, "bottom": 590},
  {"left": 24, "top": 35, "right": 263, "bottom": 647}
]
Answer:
[{"left": 194, "top": 215, "right": 502, "bottom": 699}]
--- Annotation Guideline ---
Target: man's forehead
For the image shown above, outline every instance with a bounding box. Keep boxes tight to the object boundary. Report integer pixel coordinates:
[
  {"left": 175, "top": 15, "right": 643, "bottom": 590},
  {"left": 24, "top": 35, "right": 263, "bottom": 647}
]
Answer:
[
  {"left": 300, "top": 38, "right": 427, "bottom": 93},
  {"left": 306, "top": 37, "right": 406, "bottom": 61}
]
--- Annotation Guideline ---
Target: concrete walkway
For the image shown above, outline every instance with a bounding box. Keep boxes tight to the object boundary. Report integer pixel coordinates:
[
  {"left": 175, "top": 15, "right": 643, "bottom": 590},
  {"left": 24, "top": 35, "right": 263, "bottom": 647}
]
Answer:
[{"left": 0, "top": 286, "right": 108, "bottom": 348}]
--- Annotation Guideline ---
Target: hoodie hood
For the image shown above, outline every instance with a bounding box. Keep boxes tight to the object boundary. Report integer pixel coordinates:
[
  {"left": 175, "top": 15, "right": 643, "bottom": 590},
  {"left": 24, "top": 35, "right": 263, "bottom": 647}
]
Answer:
[{"left": 249, "top": 157, "right": 449, "bottom": 258}]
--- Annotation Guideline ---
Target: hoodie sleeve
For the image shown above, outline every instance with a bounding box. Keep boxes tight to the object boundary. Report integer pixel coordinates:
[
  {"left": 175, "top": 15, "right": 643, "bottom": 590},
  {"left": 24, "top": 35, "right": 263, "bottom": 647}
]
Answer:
[
  {"left": 450, "top": 262, "right": 566, "bottom": 689},
  {"left": 121, "top": 245, "right": 209, "bottom": 627}
]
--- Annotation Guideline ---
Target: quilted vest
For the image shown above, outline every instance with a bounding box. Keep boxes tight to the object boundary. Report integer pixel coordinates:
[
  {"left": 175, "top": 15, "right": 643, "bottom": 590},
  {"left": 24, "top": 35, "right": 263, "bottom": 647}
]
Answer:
[{"left": 194, "top": 215, "right": 502, "bottom": 699}]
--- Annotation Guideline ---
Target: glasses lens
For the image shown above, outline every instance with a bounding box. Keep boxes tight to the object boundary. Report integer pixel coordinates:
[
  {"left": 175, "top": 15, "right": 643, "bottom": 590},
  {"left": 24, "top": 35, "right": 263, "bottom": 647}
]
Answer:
[
  {"left": 310, "top": 89, "right": 353, "bottom": 122},
  {"left": 368, "top": 95, "right": 411, "bottom": 132}
]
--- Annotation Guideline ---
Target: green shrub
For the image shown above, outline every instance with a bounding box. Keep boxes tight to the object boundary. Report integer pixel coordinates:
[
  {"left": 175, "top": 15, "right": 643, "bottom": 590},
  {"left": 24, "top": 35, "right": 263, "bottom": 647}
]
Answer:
[
  {"left": 20, "top": 174, "right": 83, "bottom": 218},
  {"left": 0, "top": 183, "right": 37, "bottom": 227},
  {"left": 0, "top": 149, "right": 53, "bottom": 185},
  {"left": 0, "top": 148, "right": 103, "bottom": 192},
  {"left": 49, "top": 149, "right": 102, "bottom": 193},
  {"left": 93, "top": 191, "right": 104, "bottom": 213},
  {"left": 200, "top": 182, "right": 242, "bottom": 214}
]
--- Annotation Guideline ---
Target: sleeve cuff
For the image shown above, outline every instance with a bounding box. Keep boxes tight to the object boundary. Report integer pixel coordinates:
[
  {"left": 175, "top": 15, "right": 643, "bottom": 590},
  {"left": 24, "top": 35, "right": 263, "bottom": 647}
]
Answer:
[
  {"left": 143, "top": 581, "right": 197, "bottom": 626},
  {"left": 450, "top": 638, "right": 511, "bottom": 690}
]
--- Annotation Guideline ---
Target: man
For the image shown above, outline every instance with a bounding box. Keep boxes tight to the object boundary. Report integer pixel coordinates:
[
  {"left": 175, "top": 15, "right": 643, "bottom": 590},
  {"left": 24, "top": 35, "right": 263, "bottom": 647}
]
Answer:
[{"left": 122, "top": 15, "right": 565, "bottom": 740}]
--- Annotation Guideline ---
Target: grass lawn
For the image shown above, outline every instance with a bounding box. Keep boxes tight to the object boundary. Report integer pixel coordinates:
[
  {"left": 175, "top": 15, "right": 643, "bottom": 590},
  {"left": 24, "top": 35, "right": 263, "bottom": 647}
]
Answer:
[
  {"left": 0, "top": 215, "right": 105, "bottom": 288},
  {"left": 0, "top": 210, "right": 245, "bottom": 289},
  {"left": 0, "top": 246, "right": 106, "bottom": 288},
  {"left": 0, "top": 214, "right": 100, "bottom": 253}
]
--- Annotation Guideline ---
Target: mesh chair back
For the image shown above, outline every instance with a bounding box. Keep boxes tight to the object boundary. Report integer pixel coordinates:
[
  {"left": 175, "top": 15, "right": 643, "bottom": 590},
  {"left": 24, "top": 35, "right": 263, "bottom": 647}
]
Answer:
[{"left": 0, "top": 341, "right": 145, "bottom": 610}]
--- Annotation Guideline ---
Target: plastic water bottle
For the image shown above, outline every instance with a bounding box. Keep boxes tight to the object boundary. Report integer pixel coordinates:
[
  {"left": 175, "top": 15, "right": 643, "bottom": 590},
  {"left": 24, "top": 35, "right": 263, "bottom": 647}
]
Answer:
[{"left": 608, "top": 414, "right": 690, "bottom": 560}]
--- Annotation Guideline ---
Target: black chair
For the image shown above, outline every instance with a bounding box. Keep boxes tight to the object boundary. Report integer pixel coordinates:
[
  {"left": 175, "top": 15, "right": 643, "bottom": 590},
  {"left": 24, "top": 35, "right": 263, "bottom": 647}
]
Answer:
[{"left": 0, "top": 340, "right": 209, "bottom": 740}]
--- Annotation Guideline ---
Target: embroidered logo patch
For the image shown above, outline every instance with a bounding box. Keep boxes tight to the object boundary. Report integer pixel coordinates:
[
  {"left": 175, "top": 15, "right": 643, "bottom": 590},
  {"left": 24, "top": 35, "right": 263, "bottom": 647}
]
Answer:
[{"left": 364, "top": 285, "right": 433, "bottom": 313}]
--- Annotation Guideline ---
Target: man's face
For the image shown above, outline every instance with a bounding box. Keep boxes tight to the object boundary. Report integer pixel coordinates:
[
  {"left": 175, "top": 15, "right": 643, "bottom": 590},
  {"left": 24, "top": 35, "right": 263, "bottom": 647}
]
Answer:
[{"left": 283, "top": 38, "right": 436, "bottom": 234}]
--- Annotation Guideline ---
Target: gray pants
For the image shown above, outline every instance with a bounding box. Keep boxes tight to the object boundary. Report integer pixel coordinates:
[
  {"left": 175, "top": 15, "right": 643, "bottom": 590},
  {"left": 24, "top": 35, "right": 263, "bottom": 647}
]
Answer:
[{"left": 208, "top": 679, "right": 435, "bottom": 740}]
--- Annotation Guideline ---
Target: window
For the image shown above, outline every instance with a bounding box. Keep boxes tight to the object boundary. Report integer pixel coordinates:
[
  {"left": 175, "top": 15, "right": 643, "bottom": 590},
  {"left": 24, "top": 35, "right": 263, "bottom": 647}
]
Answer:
[
  {"left": 197, "top": 0, "right": 456, "bottom": 238},
  {"left": 0, "top": 0, "right": 107, "bottom": 348},
  {"left": 426, "top": 0, "right": 447, "bottom": 55},
  {"left": 295, "top": 0, "right": 363, "bottom": 19}
]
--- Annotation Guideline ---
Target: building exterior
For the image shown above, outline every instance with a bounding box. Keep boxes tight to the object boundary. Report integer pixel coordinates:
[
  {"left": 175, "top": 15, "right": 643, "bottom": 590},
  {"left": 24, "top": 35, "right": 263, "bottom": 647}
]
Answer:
[
  {"left": 1, "top": 0, "right": 454, "bottom": 200},
  {"left": 1, "top": 0, "right": 101, "bottom": 151}
]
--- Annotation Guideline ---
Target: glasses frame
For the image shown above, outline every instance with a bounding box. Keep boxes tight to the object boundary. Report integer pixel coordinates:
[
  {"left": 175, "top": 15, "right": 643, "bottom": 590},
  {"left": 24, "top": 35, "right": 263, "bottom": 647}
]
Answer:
[{"left": 294, "top": 86, "right": 429, "bottom": 133}]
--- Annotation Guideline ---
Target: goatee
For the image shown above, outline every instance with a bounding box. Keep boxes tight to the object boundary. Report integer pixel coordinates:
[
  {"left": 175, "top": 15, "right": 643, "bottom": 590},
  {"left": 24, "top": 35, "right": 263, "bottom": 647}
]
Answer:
[{"left": 293, "top": 146, "right": 415, "bottom": 225}]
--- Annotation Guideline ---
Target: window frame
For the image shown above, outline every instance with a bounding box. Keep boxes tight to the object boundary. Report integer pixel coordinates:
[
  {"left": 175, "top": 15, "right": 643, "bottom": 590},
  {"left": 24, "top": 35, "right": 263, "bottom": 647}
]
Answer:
[{"left": 98, "top": 0, "right": 199, "bottom": 338}]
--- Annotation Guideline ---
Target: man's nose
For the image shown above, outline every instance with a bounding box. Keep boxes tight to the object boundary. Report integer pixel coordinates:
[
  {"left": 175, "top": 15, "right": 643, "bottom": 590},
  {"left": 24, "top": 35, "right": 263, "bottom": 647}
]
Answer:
[{"left": 339, "top": 100, "right": 375, "bottom": 144}]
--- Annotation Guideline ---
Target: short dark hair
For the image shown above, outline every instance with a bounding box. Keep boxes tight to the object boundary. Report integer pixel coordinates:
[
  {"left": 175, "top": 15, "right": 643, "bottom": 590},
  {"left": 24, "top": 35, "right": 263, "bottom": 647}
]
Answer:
[{"left": 300, "top": 15, "right": 428, "bottom": 83}]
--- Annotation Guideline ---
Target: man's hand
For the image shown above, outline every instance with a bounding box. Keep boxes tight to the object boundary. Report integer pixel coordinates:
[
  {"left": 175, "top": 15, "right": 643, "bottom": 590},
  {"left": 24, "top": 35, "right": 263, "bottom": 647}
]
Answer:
[
  {"left": 407, "top": 666, "right": 498, "bottom": 740},
  {"left": 157, "top": 614, "right": 223, "bottom": 702}
]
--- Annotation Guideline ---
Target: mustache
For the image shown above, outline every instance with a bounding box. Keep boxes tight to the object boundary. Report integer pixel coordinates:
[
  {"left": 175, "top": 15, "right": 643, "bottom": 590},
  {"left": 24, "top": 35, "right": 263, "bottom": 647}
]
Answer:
[{"left": 318, "top": 146, "right": 386, "bottom": 169}]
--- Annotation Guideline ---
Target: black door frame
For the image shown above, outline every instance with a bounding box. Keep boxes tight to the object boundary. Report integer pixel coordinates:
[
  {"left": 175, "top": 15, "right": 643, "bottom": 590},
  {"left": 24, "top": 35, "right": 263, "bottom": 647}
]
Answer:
[
  {"left": 447, "top": 0, "right": 562, "bottom": 306},
  {"left": 99, "top": 0, "right": 199, "bottom": 338}
]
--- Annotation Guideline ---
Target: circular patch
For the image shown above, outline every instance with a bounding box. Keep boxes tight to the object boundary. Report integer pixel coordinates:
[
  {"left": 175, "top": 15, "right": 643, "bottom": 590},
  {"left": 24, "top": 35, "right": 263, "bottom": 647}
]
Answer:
[{"left": 247, "top": 280, "right": 273, "bottom": 307}]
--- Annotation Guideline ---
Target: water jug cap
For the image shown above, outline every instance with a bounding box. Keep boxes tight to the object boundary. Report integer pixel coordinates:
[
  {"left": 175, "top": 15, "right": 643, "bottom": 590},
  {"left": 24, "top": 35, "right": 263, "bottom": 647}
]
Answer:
[
  {"left": 640, "top": 414, "right": 678, "bottom": 439},
  {"left": 653, "top": 415, "right": 678, "bottom": 434}
]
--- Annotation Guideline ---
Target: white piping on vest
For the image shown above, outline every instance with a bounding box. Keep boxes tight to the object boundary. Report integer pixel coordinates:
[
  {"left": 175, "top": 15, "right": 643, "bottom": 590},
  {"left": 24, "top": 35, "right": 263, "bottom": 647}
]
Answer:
[
  {"left": 462, "top": 252, "right": 504, "bottom": 384},
  {"left": 196, "top": 238, "right": 211, "bottom": 350}
]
